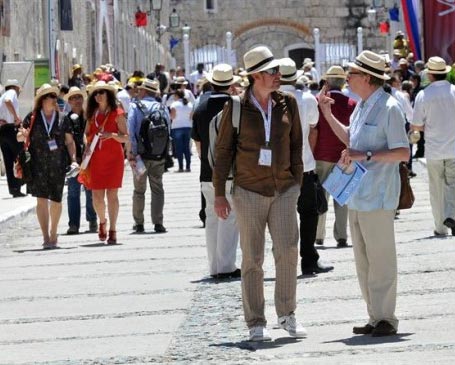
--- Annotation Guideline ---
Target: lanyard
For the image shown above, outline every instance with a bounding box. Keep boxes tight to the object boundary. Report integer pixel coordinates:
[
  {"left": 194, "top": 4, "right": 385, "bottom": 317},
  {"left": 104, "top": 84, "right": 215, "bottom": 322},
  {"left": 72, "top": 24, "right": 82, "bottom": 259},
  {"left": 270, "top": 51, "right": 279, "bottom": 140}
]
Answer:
[
  {"left": 40, "top": 110, "right": 56, "bottom": 138},
  {"left": 250, "top": 90, "right": 272, "bottom": 146}
]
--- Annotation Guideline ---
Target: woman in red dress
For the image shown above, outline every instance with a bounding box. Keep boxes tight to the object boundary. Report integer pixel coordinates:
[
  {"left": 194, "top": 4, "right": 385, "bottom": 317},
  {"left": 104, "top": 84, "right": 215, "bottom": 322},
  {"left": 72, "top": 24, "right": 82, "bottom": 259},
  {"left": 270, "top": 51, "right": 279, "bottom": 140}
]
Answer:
[{"left": 83, "top": 81, "right": 128, "bottom": 244}]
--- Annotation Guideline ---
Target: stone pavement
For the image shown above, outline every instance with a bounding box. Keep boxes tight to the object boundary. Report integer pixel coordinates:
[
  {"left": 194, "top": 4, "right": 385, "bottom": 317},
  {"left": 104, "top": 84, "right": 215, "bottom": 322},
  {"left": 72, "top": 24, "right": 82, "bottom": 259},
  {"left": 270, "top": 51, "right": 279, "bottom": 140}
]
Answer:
[{"left": 0, "top": 159, "right": 454, "bottom": 364}]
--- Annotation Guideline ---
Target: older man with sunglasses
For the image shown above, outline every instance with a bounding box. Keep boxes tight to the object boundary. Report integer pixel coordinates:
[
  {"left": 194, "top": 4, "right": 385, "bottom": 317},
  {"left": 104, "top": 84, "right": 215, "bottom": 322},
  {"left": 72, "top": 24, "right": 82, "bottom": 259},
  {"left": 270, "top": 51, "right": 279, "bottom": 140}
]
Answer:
[{"left": 213, "top": 46, "right": 305, "bottom": 342}]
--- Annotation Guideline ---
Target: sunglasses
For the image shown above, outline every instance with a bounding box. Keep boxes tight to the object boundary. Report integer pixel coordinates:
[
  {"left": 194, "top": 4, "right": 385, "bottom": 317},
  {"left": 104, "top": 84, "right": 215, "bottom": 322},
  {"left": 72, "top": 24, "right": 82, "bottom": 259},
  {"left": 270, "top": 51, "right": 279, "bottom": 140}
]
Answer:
[
  {"left": 347, "top": 71, "right": 364, "bottom": 77},
  {"left": 69, "top": 95, "right": 83, "bottom": 101},
  {"left": 93, "top": 90, "right": 106, "bottom": 96},
  {"left": 261, "top": 66, "right": 280, "bottom": 76},
  {"left": 44, "top": 93, "right": 58, "bottom": 99}
]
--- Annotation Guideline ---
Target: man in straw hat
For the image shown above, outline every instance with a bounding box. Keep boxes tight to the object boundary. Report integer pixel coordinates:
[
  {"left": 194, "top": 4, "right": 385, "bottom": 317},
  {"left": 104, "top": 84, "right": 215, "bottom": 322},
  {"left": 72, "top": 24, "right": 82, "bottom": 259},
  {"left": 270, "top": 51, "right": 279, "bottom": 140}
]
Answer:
[
  {"left": 279, "top": 58, "right": 334, "bottom": 275},
  {"left": 0, "top": 79, "right": 25, "bottom": 197},
  {"left": 411, "top": 56, "right": 455, "bottom": 237},
  {"left": 213, "top": 46, "right": 306, "bottom": 341},
  {"left": 314, "top": 66, "right": 357, "bottom": 249},
  {"left": 127, "top": 78, "right": 169, "bottom": 234},
  {"left": 64, "top": 87, "right": 97, "bottom": 235},
  {"left": 319, "top": 50, "right": 409, "bottom": 337},
  {"left": 192, "top": 63, "right": 241, "bottom": 280}
]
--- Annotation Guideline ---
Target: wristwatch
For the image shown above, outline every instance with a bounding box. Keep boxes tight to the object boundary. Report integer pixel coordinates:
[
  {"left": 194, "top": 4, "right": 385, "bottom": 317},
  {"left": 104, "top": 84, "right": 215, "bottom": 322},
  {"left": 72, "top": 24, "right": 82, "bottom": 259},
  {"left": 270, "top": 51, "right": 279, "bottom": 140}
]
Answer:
[{"left": 366, "top": 151, "right": 373, "bottom": 161}]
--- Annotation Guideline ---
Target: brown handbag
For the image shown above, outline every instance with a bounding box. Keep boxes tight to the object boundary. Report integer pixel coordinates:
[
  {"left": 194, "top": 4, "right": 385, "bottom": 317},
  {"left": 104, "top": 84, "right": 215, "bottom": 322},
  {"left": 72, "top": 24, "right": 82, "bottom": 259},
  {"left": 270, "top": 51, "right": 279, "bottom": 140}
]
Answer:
[{"left": 397, "top": 162, "right": 415, "bottom": 210}]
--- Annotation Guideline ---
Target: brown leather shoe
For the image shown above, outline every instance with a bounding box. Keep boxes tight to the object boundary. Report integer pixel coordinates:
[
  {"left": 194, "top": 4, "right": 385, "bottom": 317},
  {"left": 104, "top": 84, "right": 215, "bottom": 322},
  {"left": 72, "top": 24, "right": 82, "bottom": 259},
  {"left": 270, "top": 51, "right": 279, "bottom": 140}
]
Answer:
[
  {"left": 353, "top": 323, "right": 374, "bottom": 335},
  {"left": 371, "top": 320, "right": 397, "bottom": 337}
]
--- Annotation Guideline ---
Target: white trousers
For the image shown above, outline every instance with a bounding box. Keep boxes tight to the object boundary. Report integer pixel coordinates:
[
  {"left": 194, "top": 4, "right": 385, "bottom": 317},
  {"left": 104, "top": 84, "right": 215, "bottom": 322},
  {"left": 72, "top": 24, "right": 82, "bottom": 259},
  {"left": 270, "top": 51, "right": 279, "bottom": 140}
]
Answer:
[
  {"left": 426, "top": 159, "right": 455, "bottom": 234},
  {"left": 201, "top": 181, "right": 239, "bottom": 275}
]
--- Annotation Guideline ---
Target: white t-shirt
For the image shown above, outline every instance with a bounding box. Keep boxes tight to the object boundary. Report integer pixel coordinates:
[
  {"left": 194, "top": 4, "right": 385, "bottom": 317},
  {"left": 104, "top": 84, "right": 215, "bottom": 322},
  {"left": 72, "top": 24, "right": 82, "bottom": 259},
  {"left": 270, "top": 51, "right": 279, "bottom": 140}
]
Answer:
[
  {"left": 280, "top": 85, "right": 319, "bottom": 172},
  {"left": 0, "top": 89, "right": 19, "bottom": 123},
  {"left": 117, "top": 89, "right": 131, "bottom": 113},
  {"left": 412, "top": 80, "right": 455, "bottom": 159},
  {"left": 170, "top": 100, "right": 193, "bottom": 129}
]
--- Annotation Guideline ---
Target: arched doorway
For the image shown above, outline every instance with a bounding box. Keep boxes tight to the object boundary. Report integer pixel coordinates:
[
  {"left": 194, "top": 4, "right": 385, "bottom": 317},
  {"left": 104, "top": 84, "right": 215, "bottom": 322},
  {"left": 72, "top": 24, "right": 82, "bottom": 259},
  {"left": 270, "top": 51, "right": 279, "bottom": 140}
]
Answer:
[{"left": 284, "top": 43, "right": 315, "bottom": 69}]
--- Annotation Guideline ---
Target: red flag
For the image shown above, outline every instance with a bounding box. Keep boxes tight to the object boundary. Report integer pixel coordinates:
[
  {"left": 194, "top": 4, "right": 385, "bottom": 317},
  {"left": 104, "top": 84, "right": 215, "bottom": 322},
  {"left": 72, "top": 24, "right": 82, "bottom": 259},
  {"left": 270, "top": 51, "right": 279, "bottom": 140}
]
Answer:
[
  {"left": 423, "top": 1, "right": 455, "bottom": 63},
  {"left": 379, "top": 21, "right": 390, "bottom": 34},
  {"left": 135, "top": 11, "right": 147, "bottom": 27}
]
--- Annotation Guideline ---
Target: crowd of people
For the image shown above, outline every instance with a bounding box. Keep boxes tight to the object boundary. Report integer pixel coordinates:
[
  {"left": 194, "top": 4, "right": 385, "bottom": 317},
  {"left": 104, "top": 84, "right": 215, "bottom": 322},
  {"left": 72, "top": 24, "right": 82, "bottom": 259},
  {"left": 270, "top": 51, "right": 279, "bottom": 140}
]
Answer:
[{"left": 0, "top": 40, "right": 454, "bottom": 342}]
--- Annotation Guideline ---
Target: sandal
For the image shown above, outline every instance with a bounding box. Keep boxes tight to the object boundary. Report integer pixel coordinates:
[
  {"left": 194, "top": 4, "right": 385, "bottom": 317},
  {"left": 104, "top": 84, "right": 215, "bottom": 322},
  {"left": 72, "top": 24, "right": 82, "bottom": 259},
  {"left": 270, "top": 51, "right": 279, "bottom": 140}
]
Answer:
[
  {"left": 107, "top": 230, "right": 117, "bottom": 245},
  {"left": 98, "top": 221, "right": 107, "bottom": 241}
]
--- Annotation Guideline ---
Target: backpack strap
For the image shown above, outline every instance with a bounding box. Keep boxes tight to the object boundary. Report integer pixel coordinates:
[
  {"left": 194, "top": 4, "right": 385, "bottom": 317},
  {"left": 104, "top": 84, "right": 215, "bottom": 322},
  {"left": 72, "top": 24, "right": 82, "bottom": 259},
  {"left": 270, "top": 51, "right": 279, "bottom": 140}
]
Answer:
[{"left": 231, "top": 95, "right": 241, "bottom": 133}]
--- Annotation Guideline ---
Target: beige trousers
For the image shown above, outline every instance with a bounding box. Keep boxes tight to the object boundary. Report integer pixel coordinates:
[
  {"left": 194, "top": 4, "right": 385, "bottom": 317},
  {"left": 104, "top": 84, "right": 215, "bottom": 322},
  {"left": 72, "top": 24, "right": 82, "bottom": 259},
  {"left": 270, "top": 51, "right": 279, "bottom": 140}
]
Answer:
[
  {"left": 316, "top": 160, "right": 348, "bottom": 241},
  {"left": 349, "top": 209, "right": 398, "bottom": 330},
  {"left": 426, "top": 159, "right": 455, "bottom": 234},
  {"left": 233, "top": 184, "right": 300, "bottom": 328}
]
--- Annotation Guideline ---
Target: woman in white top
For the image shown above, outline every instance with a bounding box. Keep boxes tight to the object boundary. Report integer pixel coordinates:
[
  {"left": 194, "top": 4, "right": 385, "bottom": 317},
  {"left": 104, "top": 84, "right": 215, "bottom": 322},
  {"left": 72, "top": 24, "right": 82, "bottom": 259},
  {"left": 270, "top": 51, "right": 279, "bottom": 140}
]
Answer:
[{"left": 170, "top": 89, "right": 193, "bottom": 172}]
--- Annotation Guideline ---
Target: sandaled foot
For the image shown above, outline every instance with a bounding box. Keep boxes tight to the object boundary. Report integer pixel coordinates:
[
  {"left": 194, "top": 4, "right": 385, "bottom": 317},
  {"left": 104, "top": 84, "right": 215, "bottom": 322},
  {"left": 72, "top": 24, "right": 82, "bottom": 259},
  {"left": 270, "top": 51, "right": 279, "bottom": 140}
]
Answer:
[
  {"left": 98, "top": 221, "right": 107, "bottom": 241},
  {"left": 107, "top": 230, "right": 117, "bottom": 245}
]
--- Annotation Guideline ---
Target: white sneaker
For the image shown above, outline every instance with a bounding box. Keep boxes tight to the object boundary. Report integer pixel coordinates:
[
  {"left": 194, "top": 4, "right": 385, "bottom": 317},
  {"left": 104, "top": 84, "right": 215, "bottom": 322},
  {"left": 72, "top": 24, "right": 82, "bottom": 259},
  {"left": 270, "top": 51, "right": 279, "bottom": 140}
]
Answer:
[
  {"left": 249, "top": 326, "right": 272, "bottom": 342},
  {"left": 278, "top": 314, "right": 307, "bottom": 338}
]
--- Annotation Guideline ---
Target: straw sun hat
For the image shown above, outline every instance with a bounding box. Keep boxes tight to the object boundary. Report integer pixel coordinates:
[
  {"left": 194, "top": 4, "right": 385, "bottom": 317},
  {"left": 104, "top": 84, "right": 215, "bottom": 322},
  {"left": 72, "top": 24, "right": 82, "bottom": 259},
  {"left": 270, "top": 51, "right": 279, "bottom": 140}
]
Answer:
[
  {"left": 34, "top": 83, "right": 59, "bottom": 103},
  {"left": 205, "top": 63, "right": 241, "bottom": 86},
  {"left": 243, "top": 46, "right": 280, "bottom": 75},
  {"left": 64, "top": 87, "right": 86, "bottom": 102},
  {"left": 279, "top": 58, "right": 303, "bottom": 82},
  {"left": 426, "top": 56, "right": 452, "bottom": 74},
  {"left": 348, "top": 50, "right": 390, "bottom": 80}
]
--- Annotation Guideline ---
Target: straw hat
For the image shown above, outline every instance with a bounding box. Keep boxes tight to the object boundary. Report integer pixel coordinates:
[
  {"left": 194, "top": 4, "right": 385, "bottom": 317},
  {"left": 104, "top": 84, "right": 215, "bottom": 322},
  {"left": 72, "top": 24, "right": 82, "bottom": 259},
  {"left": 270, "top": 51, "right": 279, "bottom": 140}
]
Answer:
[
  {"left": 137, "top": 78, "right": 160, "bottom": 93},
  {"left": 296, "top": 75, "right": 310, "bottom": 86},
  {"left": 426, "top": 56, "right": 452, "bottom": 74},
  {"left": 322, "top": 65, "right": 347, "bottom": 80},
  {"left": 88, "top": 80, "right": 117, "bottom": 95},
  {"left": 34, "top": 83, "right": 59, "bottom": 103},
  {"left": 303, "top": 57, "right": 314, "bottom": 66},
  {"left": 205, "top": 63, "right": 241, "bottom": 86},
  {"left": 173, "top": 76, "right": 188, "bottom": 85},
  {"left": 399, "top": 58, "right": 408, "bottom": 66},
  {"left": 279, "top": 58, "right": 303, "bottom": 82},
  {"left": 64, "top": 86, "right": 86, "bottom": 102},
  {"left": 4, "top": 79, "right": 20, "bottom": 89},
  {"left": 348, "top": 50, "right": 390, "bottom": 80},
  {"left": 243, "top": 46, "right": 280, "bottom": 75},
  {"left": 72, "top": 64, "right": 82, "bottom": 72}
]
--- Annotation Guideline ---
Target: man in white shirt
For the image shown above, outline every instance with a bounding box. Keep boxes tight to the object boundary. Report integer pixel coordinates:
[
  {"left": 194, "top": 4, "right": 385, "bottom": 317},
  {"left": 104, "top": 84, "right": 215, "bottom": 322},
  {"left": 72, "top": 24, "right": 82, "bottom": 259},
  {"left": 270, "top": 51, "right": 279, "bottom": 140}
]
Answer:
[
  {"left": 0, "top": 79, "right": 25, "bottom": 197},
  {"left": 411, "top": 57, "right": 455, "bottom": 236},
  {"left": 189, "top": 63, "right": 207, "bottom": 95},
  {"left": 279, "top": 58, "right": 334, "bottom": 275}
]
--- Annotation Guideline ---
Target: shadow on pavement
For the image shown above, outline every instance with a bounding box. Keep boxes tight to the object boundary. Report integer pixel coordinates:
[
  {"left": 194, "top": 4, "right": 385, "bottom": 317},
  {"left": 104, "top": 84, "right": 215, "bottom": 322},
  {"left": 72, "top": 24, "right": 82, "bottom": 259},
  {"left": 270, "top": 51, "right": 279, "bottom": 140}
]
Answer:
[
  {"left": 210, "top": 336, "right": 301, "bottom": 352},
  {"left": 191, "top": 276, "right": 241, "bottom": 284},
  {"left": 13, "top": 247, "right": 78, "bottom": 253},
  {"left": 79, "top": 243, "right": 123, "bottom": 247},
  {"left": 323, "top": 332, "right": 413, "bottom": 346}
]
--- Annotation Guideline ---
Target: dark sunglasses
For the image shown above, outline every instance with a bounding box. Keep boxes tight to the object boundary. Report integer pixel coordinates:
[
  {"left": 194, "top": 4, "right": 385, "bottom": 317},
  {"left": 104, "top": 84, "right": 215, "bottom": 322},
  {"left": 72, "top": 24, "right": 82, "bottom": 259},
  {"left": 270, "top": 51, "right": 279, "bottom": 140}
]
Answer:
[
  {"left": 69, "top": 95, "right": 84, "bottom": 101},
  {"left": 44, "top": 93, "right": 58, "bottom": 99},
  {"left": 93, "top": 90, "right": 106, "bottom": 96},
  {"left": 261, "top": 66, "right": 280, "bottom": 76}
]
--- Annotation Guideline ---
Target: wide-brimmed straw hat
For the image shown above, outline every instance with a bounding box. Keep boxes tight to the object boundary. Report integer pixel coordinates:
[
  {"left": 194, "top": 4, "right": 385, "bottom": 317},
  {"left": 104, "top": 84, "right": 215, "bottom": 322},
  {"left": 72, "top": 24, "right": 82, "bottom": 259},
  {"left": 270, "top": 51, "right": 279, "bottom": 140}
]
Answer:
[
  {"left": 205, "top": 63, "right": 241, "bottom": 86},
  {"left": 72, "top": 64, "right": 82, "bottom": 72},
  {"left": 64, "top": 86, "right": 86, "bottom": 102},
  {"left": 426, "top": 56, "right": 452, "bottom": 74},
  {"left": 4, "top": 79, "right": 21, "bottom": 89},
  {"left": 88, "top": 80, "right": 117, "bottom": 95},
  {"left": 279, "top": 58, "right": 303, "bottom": 82},
  {"left": 137, "top": 78, "right": 160, "bottom": 93},
  {"left": 243, "top": 46, "right": 280, "bottom": 75},
  {"left": 34, "top": 83, "right": 59, "bottom": 103},
  {"left": 173, "top": 76, "right": 188, "bottom": 85},
  {"left": 322, "top": 65, "right": 347, "bottom": 80},
  {"left": 348, "top": 50, "right": 390, "bottom": 80}
]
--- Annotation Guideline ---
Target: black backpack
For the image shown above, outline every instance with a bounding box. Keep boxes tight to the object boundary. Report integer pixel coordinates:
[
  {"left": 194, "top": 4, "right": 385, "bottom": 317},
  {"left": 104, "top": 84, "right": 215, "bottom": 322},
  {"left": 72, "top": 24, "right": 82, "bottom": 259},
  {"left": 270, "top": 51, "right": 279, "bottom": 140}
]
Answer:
[{"left": 136, "top": 101, "right": 170, "bottom": 160}]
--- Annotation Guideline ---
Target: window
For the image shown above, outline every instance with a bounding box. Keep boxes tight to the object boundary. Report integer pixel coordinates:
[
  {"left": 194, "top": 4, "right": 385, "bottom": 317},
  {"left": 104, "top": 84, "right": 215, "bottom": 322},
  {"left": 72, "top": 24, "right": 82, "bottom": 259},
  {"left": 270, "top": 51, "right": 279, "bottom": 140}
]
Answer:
[{"left": 205, "top": 0, "right": 217, "bottom": 13}]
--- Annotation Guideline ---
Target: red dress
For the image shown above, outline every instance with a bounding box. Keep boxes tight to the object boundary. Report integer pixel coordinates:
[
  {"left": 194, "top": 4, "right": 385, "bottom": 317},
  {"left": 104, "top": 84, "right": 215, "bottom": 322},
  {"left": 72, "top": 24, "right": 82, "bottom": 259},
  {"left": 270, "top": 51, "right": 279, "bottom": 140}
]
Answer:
[{"left": 86, "top": 107, "right": 125, "bottom": 189}]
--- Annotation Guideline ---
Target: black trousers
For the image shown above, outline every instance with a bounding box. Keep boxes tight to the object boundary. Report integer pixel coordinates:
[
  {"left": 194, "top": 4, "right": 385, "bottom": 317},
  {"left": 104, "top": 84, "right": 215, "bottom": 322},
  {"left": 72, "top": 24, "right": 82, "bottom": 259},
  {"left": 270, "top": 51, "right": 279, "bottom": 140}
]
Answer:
[
  {"left": 297, "top": 171, "right": 320, "bottom": 267},
  {"left": 0, "top": 124, "right": 23, "bottom": 195}
]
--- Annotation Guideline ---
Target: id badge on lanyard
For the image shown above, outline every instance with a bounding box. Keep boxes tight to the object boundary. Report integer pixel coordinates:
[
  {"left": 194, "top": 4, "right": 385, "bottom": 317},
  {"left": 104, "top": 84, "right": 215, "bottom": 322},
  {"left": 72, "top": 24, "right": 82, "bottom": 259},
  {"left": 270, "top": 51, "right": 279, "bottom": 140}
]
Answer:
[
  {"left": 41, "top": 110, "right": 57, "bottom": 152},
  {"left": 251, "top": 92, "right": 273, "bottom": 167}
]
